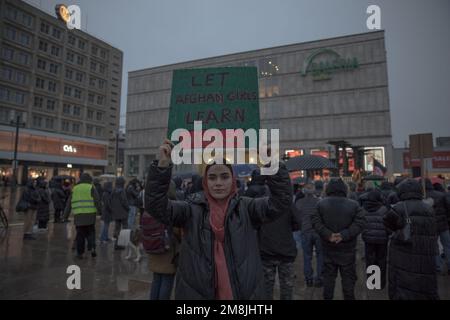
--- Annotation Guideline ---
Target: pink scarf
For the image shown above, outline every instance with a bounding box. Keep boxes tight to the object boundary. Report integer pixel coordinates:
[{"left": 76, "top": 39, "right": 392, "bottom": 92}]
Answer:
[{"left": 202, "top": 167, "right": 237, "bottom": 300}]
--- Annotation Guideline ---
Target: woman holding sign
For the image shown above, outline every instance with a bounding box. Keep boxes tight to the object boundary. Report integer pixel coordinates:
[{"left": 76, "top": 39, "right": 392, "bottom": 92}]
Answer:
[{"left": 145, "top": 139, "right": 292, "bottom": 300}]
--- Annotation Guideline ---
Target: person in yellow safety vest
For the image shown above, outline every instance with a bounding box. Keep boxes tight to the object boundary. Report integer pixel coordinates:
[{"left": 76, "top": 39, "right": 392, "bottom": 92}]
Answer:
[{"left": 64, "top": 173, "right": 101, "bottom": 259}]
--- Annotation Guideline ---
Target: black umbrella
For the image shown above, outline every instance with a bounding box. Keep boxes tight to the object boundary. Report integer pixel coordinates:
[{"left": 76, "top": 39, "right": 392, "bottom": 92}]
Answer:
[{"left": 286, "top": 155, "right": 336, "bottom": 171}]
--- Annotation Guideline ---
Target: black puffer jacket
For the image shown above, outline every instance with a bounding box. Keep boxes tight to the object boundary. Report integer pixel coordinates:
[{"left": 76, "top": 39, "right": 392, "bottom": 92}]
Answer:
[
  {"left": 145, "top": 161, "right": 292, "bottom": 300},
  {"left": 126, "top": 180, "right": 140, "bottom": 207},
  {"left": 22, "top": 179, "right": 41, "bottom": 210},
  {"left": 295, "top": 191, "right": 320, "bottom": 233},
  {"left": 424, "top": 179, "right": 448, "bottom": 233},
  {"left": 36, "top": 180, "right": 50, "bottom": 222},
  {"left": 101, "top": 181, "right": 113, "bottom": 223},
  {"left": 383, "top": 178, "right": 439, "bottom": 300},
  {"left": 360, "top": 189, "right": 389, "bottom": 244},
  {"left": 244, "top": 172, "right": 268, "bottom": 198},
  {"left": 51, "top": 184, "right": 67, "bottom": 211},
  {"left": 111, "top": 177, "right": 129, "bottom": 220},
  {"left": 312, "top": 178, "right": 366, "bottom": 258}
]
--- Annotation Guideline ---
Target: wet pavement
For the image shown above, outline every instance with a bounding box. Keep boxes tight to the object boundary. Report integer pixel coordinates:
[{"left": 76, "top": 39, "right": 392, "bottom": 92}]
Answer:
[{"left": 1, "top": 186, "right": 449, "bottom": 300}]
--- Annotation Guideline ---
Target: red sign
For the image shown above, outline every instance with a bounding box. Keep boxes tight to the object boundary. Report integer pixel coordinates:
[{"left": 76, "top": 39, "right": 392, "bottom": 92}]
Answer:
[
  {"left": 403, "top": 151, "right": 450, "bottom": 169},
  {"left": 311, "top": 150, "right": 329, "bottom": 158}
]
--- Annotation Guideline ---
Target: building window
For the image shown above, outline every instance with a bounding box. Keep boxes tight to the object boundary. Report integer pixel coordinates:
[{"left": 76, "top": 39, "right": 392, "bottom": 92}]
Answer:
[
  {"left": 68, "top": 35, "right": 75, "bottom": 45},
  {"left": 15, "top": 92, "right": 25, "bottom": 105},
  {"left": 99, "top": 64, "right": 106, "bottom": 74},
  {"left": 0, "top": 67, "right": 13, "bottom": 81},
  {"left": 96, "top": 112, "right": 103, "bottom": 121},
  {"left": 64, "top": 86, "right": 72, "bottom": 96},
  {"left": 1, "top": 48, "right": 14, "bottom": 61},
  {"left": 20, "top": 33, "right": 31, "bottom": 46},
  {"left": 37, "top": 59, "right": 46, "bottom": 70},
  {"left": 48, "top": 81, "right": 56, "bottom": 92},
  {"left": 35, "top": 77, "right": 45, "bottom": 89},
  {"left": 127, "top": 155, "right": 139, "bottom": 176},
  {"left": 88, "top": 93, "right": 95, "bottom": 103},
  {"left": 77, "top": 55, "right": 84, "bottom": 66},
  {"left": 51, "top": 46, "right": 60, "bottom": 57},
  {"left": 87, "top": 109, "right": 94, "bottom": 119},
  {"left": 33, "top": 115, "right": 42, "bottom": 128},
  {"left": 17, "top": 52, "right": 30, "bottom": 65},
  {"left": 74, "top": 89, "right": 82, "bottom": 99},
  {"left": 75, "top": 72, "right": 83, "bottom": 82},
  {"left": 91, "top": 46, "right": 98, "bottom": 56},
  {"left": 95, "top": 126, "right": 103, "bottom": 137},
  {"left": 90, "top": 61, "right": 97, "bottom": 72},
  {"left": 72, "top": 123, "right": 80, "bottom": 133},
  {"left": 89, "top": 77, "right": 96, "bottom": 87},
  {"left": 86, "top": 124, "right": 93, "bottom": 136},
  {"left": 49, "top": 63, "right": 58, "bottom": 74},
  {"left": 98, "top": 80, "right": 105, "bottom": 89},
  {"left": 39, "top": 40, "right": 48, "bottom": 52},
  {"left": 78, "top": 40, "right": 85, "bottom": 50},
  {"left": 65, "top": 69, "right": 73, "bottom": 79},
  {"left": 97, "top": 96, "right": 104, "bottom": 105},
  {"left": 16, "top": 71, "right": 27, "bottom": 84},
  {"left": 62, "top": 120, "right": 70, "bottom": 131},
  {"left": 52, "top": 28, "right": 61, "bottom": 39},
  {"left": 40, "top": 22, "right": 50, "bottom": 34},
  {"left": 63, "top": 104, "right": 71, "bottom": 114},
  {"left": 5, "top": 27, "right": 16, "bottom": 41},
  {"left": 73, "top": 106, "right": 81, "bottom": 116},
  {"left": 100, "top": 50, "right": 107, "bottom": 59},
  {"left": 66, "top": 52, "right": 74, "bottom": 63},
  {"left": 46, "top": 99, "right": 56, "bottom": 111},
  {"left": 34, "top": 96, "right": 43, "bottom": 108},
  {"left": 45, "top": 118, "right": 54, "bottom": 129}
]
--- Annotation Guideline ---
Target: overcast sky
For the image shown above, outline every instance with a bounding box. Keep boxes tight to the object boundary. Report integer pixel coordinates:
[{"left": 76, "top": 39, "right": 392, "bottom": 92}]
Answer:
[{"left": 25, "top": 0, "right": 450, "bottom": 148}]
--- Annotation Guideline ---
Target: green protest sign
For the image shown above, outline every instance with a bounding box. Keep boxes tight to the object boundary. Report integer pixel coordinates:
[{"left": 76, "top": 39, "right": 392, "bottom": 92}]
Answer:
[{"left": 168, "top": 67, "right": 260, "bottom": 140}]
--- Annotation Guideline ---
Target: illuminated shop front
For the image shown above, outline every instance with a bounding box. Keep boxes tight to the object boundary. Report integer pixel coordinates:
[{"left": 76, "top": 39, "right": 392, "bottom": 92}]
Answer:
[{"left": 0, "top": 126, "right": 108, "bottom": 184}]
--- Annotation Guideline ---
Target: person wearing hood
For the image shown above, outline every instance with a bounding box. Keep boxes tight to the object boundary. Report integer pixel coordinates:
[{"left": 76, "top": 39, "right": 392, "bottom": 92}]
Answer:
[
  {"left": 314, "top": 180, "right": 324, "bottom": 198},
  {"left": 64, "top": 173, "right": 101, "bottom": 259},
  {"left": 173, "top": 176, "right": 186, "bottom": 201},
  {"left": 311, "top": 178, "right": 366, "bottom": 300},
  {"left": 383, "top": 178, "right": 439, "bottom": 299},
  {"left": 295, "top": 183, "right": 323, "bottom": 287},
  {"left": 347, "top": 181, "right": 359, "bottom": 202},
  {"left": 20, "top": 178, "right": 41, "bottom": 240},
  {"left": 422, "top": 178, "right": 450, "bottom": 275},
  {"left": 100, "top": 181, "right": 113, "bottom": 244},
  {"left": 360, "top": 189, "right": 390, "bottom": 289},
  {"left": 36, "top": 178, "right": 51, "bottom": 231},
  {"left": 111, "top": 176, "right": 130, "bottom": 250},
  {"left": 51, "top": 178, "right": 67, "bottom": 223},
  {"left": 145, "top": 140, "right": 292, "bottom": 299}
]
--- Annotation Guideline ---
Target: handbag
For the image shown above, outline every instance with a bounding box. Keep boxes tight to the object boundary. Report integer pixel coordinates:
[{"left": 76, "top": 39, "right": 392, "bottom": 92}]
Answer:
[{"left": 392, "top": 201, "right": 412, "bottom": 243}]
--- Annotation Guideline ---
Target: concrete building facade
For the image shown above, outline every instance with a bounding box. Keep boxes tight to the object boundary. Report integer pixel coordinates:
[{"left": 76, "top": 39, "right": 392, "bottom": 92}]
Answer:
[
  {"left": 126, "top": 30, "right": 393, "bottom": 179},
  {"left": 0, "top": 0, "right": 123, "bottom": 182}
]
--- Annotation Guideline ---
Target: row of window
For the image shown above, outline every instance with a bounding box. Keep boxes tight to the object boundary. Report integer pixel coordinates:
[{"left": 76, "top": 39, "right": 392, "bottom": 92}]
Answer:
[
  {"left": 91, "top": 45, "right": 108, "bottom": 61},
  {"left": 37, "top": 58, "right": 60, "bottom": 76},
  {"left": 0, "top": 66, "right": 28, "bottom": 85},
  {"left": 33, "top": 96, "right": 57, "bottom": 111},
  {"left": 4, "top": 5, "right": 34, "bottom": 28},
  {"left": 40, "top": 22, "right": 62, "bottom": 40},
  {"left": 65, "top": 68, "right": 85, "bottom": 83},
  {"left": 88, "top": 92, "right": 105, "bottom": 106},
  {"left": 68, "top": 35, "right": 86, "bottom": 51},
  {"left": 63, "top": 85, "right": 83, "bottom": 100},
  {"left": 0, "top": 108, "right": 26, "bottom": 124},
  {"left": 32, "top": 115, "right": 105, "bottom": 137},
  {"left": 89, "top": 77, "right": 106, "bottom": 90},
  {"left": 4, "top": 26, "right": 32, "bottom": 47},
  {"left": 66, "top": 50, "right": 86, "bottom": 66},
  {"left": 63, "top": 103, "right": 82, "bottom": 117},
  {"left": 38, "top": 39, "right": 62, "bottom": 57},
  {"left": 35, "top": 77, "right": 57, "bottom": 93},
  {"left": 32, "top": 115, "right": 56, "bottom": 130},
  {"left": 0, "top": 86, "right": 26, "bottom": 105},
  {"left": 90, "top": 60, "right": 107, "bottom": 75},
  {"left": 1, "top": 46, "right": 31, "bottom": 66}
]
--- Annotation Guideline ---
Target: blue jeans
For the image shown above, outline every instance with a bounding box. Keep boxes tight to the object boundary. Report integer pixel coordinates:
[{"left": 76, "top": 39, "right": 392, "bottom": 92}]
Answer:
[
  {"left": 301, "top": 231, "right": 323, "bottom": 282},
  {"left": 436, "top": 229, "right": 450, "bottom": 272},
  {"left": 99, "top": 221, "right": 110, "bottom": 241},
  {"left": 128, "top": 206, "right": 137, "bottom": 230},
  {"left": 292, "top": 231, "right": 302, "bottom": 250},
  {"left": 150, "top": 273, "right": 175, "bottom": 300}
]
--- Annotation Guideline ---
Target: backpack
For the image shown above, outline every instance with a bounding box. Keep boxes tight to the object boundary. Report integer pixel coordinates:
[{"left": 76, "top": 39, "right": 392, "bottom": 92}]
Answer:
[{"left": 140, "top": 211, "right": 170, "bottom": 254}]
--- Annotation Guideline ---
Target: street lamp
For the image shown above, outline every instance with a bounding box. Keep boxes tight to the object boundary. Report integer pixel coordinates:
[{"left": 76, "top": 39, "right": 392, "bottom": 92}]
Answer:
[{"left": 10, "top": 113, "right": 26, "bottom": 188}]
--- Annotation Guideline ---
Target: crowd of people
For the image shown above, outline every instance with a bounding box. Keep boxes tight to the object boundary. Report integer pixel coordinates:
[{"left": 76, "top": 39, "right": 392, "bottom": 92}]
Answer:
[{"left": 14, "top": 141, "right": 450, "bottom": 300}]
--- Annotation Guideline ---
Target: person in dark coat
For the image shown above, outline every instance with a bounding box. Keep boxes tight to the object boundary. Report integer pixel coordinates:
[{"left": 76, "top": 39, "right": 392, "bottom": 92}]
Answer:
[
  {"left": 295, "top": 183, "right": 323, "bottom": 287},
  {"left": 21, "top": 178, "right": 41, "bottom": 240},
  {"left": 422, "top": 178, "right": 450, "bottom": 274},
  {"left": 173, "top": 176, "right": 186, "bottom": 200},
  {"left": 347, "top": 181, "right": 359, "bottom": 202},
  {"left": 99, "top": 181, "right": 113, "bottom": 244},
  {"left": 311, "top": 178, "right": 366, "bottom": 300},
  {"left": 246, "top": 171, "right": 297, "bottom": 300},
  {"left": 145, "top": 140, "right": 292, "bottom": 300},
  {"left": 111, "top": 176, "right": 129, "bottom": 250},
  {"left": 360, "top": 189, "right": 390, "bottom": 289},
  {"left": 93, "top": 178, "right": 104, "bottom": 207},
  {"left": 51, "top": 178, "right": 67, "bottom": 223},
  {"left": 36, "top": 178, "right": 50, "bottom": 231},
  {"left": 383, "top": 178, "right": 439, "bottom": 300},
  {"left": 126, "top": 178, "right": 140, "bottom": 229}
]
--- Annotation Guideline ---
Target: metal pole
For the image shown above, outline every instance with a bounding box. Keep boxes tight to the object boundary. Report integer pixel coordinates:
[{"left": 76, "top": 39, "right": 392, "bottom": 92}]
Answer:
[
  {"left": 12, "top": 115, "right": 20, "bottom": 188},
  {"left": 115, "top": 131, "right": 119, "bottom": 174}
]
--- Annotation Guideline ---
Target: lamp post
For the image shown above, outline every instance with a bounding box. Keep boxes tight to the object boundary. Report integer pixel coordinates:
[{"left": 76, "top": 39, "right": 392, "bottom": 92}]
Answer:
[{"left": 10, "top": 114, "right": 26, "bottom": 188}]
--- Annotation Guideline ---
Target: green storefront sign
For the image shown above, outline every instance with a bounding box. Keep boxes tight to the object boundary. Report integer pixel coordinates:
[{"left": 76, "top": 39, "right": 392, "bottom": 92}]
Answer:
[
  {"left": 168, "top": 67, "right": 260, "bottom": 139},
  {"left": 301, "top": 48, "right": 359, "bottom": 80}
]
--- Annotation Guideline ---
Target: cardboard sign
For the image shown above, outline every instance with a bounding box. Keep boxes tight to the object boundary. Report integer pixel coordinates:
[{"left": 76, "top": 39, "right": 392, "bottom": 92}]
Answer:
[{"left": 168, "top": 67, "right": 260, "bottom": 147}]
